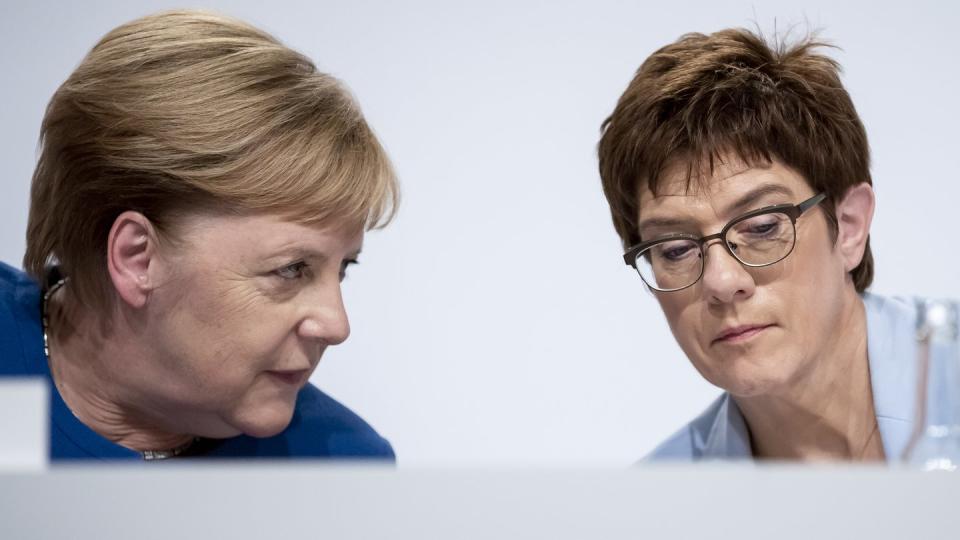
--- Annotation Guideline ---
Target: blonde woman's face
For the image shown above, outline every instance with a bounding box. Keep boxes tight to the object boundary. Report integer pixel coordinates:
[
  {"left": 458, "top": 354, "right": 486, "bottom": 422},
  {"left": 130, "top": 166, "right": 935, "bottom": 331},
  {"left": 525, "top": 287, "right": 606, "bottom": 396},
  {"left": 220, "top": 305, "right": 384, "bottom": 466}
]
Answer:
[{"left": 139, "top": 212, "right": 363, "bottom": 439}]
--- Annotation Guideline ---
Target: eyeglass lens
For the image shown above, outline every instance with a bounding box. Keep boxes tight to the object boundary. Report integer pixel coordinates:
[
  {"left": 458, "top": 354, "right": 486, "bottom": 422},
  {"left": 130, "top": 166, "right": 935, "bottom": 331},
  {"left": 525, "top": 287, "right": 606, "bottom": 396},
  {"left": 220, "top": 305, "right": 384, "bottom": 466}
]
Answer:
[{"left": 634, "top": 211, "right": 796, "bottom": 291}]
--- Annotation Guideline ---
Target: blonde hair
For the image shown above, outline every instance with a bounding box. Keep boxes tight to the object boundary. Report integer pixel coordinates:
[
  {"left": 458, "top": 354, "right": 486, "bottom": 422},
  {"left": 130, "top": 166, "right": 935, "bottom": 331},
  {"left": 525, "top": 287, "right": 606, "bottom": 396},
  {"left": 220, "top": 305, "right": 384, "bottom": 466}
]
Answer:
[{"left": 25, "top": 10, "right": 398, "bottom": 311}]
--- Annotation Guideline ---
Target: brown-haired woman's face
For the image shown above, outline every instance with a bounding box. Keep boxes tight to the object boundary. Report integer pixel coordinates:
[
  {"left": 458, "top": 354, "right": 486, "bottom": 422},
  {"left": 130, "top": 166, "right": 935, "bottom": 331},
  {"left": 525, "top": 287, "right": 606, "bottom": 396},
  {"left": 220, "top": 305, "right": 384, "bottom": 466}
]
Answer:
[
  {"left": 136, "top": 212, "right": 363, "bottom": 439},
  {"left": 637, "top": 157, "right": 852, "bottom": 398}
]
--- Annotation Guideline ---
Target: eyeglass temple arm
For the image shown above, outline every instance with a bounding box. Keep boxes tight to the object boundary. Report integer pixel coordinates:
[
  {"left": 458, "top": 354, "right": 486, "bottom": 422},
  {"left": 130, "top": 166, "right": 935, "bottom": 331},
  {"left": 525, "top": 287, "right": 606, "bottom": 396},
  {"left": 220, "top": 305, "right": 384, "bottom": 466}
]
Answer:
[{"left": 798, "top": 192, "right": 827, "bottom": 214}]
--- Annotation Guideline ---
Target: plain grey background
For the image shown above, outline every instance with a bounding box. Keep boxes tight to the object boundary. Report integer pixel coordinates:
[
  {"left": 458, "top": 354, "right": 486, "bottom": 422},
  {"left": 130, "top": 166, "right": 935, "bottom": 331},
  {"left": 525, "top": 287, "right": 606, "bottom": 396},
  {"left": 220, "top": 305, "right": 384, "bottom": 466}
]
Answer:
[{"left": 2, "top": 0, "right": 958, "bottom": 465}]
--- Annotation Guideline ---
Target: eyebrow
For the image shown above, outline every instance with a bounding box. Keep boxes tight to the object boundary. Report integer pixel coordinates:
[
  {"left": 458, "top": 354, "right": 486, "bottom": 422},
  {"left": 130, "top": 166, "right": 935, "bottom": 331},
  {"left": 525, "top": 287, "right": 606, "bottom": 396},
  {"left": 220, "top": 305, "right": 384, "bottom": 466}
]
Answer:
[
  {"left": 638, "top": 183, "right": 796, "bottom": 236},
  {"left": 265, "top": 246, "right": 363, "bottom": 264}
]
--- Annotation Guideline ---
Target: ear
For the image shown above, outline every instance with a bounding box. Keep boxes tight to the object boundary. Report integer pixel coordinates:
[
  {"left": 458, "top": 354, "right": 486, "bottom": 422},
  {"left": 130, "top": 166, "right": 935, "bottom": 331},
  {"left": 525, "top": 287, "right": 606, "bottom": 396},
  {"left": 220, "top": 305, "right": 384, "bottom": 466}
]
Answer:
[
  {"left": 834, "top": 183, "right": 875, "bottom": 273},
  {"left": 106, "top": 211, "right": 162, "bottom": 309}
]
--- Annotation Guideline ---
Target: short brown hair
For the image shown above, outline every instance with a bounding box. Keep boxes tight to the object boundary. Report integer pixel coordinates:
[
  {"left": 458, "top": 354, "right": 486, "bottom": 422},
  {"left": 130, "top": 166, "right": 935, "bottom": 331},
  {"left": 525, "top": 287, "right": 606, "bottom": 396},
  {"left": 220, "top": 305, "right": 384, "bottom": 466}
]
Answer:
[
  {"left": 25, "top": 10, "right": 398, "bottom": 311},
  {"left": 598, "top": 28, "right": 873, "bottom": 291}
]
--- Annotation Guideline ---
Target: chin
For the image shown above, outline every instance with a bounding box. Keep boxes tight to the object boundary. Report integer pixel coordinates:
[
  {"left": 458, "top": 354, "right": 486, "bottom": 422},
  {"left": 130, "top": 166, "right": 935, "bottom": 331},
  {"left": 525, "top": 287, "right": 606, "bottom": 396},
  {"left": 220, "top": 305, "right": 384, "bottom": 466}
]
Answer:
[
  {"left": 231, "top": 404, "right": 297, "bottom": 439},
  {"left": 720, "top": 377, "right": 780, "bottom": 398},
  {"left": 699, "top": 355, "right": 797, "bottom": 398}
]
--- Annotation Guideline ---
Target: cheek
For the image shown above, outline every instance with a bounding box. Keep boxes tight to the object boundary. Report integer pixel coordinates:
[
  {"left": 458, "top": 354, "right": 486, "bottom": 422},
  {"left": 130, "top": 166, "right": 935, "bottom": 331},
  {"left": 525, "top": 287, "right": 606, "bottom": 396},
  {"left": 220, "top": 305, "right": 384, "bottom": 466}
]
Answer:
[
  {"left": 200, "top": 279, "right": 296, "bottom": 356},
  {"left": 776, "top": 235, "right": 845, "bottom": 316},
  {"left": 655, "top": 293, "right": 703, "bottom": 355},
  {"left": 746, "top": 252, "right": 845, "bottom": 379},
  {"left": 161, "top": 273, "right": 291, "bottom": 367},
  {"left": 208, "top": 278, "right": 265, "bottom": 324}
]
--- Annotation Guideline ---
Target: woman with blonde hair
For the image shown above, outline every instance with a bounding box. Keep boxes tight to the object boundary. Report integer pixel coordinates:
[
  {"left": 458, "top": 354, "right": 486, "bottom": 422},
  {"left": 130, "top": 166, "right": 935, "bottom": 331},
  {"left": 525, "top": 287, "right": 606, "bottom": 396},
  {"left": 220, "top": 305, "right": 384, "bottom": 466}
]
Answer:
[{"left": 0, "top": 10, "right": 398, "bottom": 460}]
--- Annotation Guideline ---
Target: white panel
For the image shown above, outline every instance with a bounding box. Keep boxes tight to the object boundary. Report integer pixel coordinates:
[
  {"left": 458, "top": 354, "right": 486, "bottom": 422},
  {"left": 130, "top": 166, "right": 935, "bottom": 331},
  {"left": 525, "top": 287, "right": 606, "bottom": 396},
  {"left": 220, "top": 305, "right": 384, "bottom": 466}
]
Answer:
[{"left": 0, "top": 378, "right": 48, "bottom": 471}]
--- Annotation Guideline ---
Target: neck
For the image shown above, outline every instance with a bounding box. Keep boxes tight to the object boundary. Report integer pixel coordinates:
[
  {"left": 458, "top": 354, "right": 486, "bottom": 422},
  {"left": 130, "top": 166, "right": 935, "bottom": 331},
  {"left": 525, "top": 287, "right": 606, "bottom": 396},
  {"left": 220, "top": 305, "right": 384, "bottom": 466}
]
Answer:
[
  {"left": 45, "top": 289, "right": 196, "bottom": 453},
  {"left": 734, "top": 291, "right": 884, "bottom": 461}
]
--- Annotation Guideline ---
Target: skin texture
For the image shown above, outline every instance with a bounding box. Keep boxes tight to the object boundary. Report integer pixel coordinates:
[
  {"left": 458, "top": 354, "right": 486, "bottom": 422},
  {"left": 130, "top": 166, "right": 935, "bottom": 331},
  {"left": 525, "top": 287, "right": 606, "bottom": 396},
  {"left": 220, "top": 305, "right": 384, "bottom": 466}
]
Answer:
[
  {"left": 47, "top": 211, "right": 362, "bottom": 451},
  {"left": 638, "top": 156, "right": 883, "bottom": 460}
]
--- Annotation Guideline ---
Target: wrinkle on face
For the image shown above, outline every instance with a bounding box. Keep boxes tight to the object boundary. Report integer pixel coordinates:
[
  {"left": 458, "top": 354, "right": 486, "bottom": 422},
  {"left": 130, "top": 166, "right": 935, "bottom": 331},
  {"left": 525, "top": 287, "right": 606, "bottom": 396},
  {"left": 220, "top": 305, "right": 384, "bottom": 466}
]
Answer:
[
  {"left": 639, "top": 160, "right": 786, "bottom": 240},
  {"left": 128, "top": 210, "right": 365, "bottom": 437},
  {"left": 638, "top": 155, "right": 842, "bottom": 398},
  {"left": 213, "top": 269, "right": 268, "bottom": 319}
]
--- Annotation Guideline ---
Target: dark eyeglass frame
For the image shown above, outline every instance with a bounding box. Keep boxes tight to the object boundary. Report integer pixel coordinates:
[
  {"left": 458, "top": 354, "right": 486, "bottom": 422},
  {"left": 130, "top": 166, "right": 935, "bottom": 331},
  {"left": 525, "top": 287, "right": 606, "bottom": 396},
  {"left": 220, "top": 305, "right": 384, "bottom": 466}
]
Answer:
[{"left": 622, "top": 192, "right": 827, "bottom": 292}]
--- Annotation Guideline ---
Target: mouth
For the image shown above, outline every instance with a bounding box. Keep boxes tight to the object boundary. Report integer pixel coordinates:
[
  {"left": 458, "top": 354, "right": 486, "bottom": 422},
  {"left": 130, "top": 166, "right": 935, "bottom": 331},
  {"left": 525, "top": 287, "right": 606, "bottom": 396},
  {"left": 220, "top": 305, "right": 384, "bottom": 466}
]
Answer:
[
  {"left": 712, "top": 324, "right": 775, "bottom": 345},
  {"left": 265, "top": 369, "right": 310, "bottom": 386}
]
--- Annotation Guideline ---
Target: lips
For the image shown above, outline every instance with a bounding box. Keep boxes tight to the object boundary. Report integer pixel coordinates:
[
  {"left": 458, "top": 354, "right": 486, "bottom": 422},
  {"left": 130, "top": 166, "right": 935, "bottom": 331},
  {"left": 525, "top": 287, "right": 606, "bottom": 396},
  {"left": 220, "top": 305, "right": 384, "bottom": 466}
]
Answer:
[{"left": 712, "top": 324, "right": 774, "bottom": 345}]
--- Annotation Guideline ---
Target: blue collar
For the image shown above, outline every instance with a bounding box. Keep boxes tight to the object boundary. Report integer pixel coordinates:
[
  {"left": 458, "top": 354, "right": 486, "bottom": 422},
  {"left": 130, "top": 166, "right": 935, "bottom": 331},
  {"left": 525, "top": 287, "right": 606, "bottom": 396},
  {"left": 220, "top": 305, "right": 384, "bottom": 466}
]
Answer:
[{"left": 700, "top": 293, "right": 917, "bottom": 461}]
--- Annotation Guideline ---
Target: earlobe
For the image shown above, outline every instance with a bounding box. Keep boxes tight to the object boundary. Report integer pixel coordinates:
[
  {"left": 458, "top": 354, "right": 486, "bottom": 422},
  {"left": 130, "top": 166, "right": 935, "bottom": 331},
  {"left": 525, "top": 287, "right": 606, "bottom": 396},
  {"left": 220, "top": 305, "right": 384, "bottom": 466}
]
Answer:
[
  {"left": 106, "top": 211, "right": 160, "bottom": 308},
  {"left": 835, "top": 183, "right": 876, "bottom": 273}
]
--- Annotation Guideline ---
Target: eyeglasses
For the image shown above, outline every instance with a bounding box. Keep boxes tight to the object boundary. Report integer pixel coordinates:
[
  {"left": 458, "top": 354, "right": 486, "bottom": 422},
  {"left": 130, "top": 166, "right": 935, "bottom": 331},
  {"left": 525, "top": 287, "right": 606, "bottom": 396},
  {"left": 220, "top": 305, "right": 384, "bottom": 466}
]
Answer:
[{"left": 623, "top": 192, "right": 826, "bottom": 292}]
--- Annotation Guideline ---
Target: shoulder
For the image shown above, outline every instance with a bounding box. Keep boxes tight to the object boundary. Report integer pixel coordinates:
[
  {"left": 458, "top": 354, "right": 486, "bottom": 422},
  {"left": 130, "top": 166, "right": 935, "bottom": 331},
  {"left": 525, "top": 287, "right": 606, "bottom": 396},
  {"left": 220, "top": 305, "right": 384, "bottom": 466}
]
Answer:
[
  {"left": 644, "top": 393, "right": 747, "bottom": 462},
  {"left": 0, "top": 262, "right": 43, "bottom": 375},
  {"left": 645, "top": 395, "right": 724, "bottom": 461},
  {"left": 0, "top": 262, "right": 37, "bottom": 315},
  {"left": 209, "top": 384, "right": 395, "bottom": 460},
  {"left": 863, "top": 291, "right": 945, "bottom": 448},
  {"left": 863, "top": 292, "right": 920, "bottom": 372},
  {"left": 645, "top": 426, "right": 698, "bottom": 461},
  {"left": 292, "top": 384, "right": 394, "bottom": 452},
  {"left": 862, "top": 292, "right": 917, "bottom": 324}
]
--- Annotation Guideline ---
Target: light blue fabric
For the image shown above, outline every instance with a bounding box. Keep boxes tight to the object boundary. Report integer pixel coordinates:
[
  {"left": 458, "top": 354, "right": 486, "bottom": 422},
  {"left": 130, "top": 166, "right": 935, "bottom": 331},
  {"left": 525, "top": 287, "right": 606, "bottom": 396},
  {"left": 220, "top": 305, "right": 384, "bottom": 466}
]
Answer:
[{"left": 647, "top": 293, "right": 919, "bottom": 461}]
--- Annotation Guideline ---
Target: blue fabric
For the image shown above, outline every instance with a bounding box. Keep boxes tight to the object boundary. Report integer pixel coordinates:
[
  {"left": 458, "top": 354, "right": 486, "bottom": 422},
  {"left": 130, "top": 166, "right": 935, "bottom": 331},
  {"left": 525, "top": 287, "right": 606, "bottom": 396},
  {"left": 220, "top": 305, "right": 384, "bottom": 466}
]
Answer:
[
  {"left": 647, "top": 293, "right": 920, "bottom": 461},
  {"left": 0, "top": 261, "right": 394, "bottom": 461}
]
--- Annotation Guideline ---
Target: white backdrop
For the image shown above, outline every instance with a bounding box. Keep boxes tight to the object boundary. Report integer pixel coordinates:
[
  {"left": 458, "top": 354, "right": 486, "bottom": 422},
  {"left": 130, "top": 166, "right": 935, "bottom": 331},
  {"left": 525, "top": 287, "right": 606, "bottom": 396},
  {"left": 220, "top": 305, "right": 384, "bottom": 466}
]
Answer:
[{"left": 2, "top": 0, "right": 958, "bottom": 465}]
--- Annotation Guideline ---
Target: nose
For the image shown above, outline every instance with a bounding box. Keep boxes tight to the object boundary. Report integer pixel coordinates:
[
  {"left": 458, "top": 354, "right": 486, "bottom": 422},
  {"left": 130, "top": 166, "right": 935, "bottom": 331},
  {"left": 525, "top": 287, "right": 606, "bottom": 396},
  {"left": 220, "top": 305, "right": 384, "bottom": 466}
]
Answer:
[
  {"left": 297, "top": 283, "right": 351, "bottom": 346},
  {"left": 699, "top": 240, "right": 756, "bottom": 305}
]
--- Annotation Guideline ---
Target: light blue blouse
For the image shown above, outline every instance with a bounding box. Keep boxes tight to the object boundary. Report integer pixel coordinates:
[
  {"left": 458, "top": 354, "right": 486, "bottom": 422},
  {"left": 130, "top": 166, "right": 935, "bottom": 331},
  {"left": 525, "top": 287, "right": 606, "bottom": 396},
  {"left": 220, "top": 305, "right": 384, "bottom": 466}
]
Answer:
[{"left": 647, "top": 293, "right": 919, "bottom": 461}]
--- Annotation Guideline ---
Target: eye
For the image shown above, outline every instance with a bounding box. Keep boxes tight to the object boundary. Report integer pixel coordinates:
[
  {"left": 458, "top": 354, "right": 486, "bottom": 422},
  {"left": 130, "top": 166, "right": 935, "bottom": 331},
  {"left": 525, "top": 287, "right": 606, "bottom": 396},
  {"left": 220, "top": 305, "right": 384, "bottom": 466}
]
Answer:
[
  {"left": 747, "top": 222, "right": 778, "bottom": 235},
  {"left": 274, "top": 261, "right": 310, "bottom": 280},
  {"left": 655, "top": 240, "right": 698, "bottom": 262},
  {"left": 339, "top": 259, "right": 358, "bottom": 282},
  {"left": 735, "top": 214, "right": 785, "bottom": 239},
  {"left": 663, "top": 247, "right": 691, "bottom": 260}
]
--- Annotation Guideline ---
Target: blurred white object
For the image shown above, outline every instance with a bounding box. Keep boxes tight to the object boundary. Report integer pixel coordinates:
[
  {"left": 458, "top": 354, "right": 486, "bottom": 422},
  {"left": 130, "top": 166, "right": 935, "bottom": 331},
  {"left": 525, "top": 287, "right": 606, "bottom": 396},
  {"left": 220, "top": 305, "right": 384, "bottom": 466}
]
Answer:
[
  {"left": 0, "top": 378, "right": 48, "bottom": 471},
  {"left": 1, "top": 465, "right": 958, "bottom": 540},
  {"left": 904, "top": 299, "right": 960, "bottom": 470}
]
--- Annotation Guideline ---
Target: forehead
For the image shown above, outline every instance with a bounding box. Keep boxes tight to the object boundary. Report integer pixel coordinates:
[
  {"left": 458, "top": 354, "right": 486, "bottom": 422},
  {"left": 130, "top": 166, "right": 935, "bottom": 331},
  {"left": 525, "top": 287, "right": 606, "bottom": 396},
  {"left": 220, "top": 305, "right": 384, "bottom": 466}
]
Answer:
[
  {"left": 637, "top": 157, "right": 812, "bottom": 225},
  {"left": 175, "top": 211, "right": 365, "bottom": 257}
]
